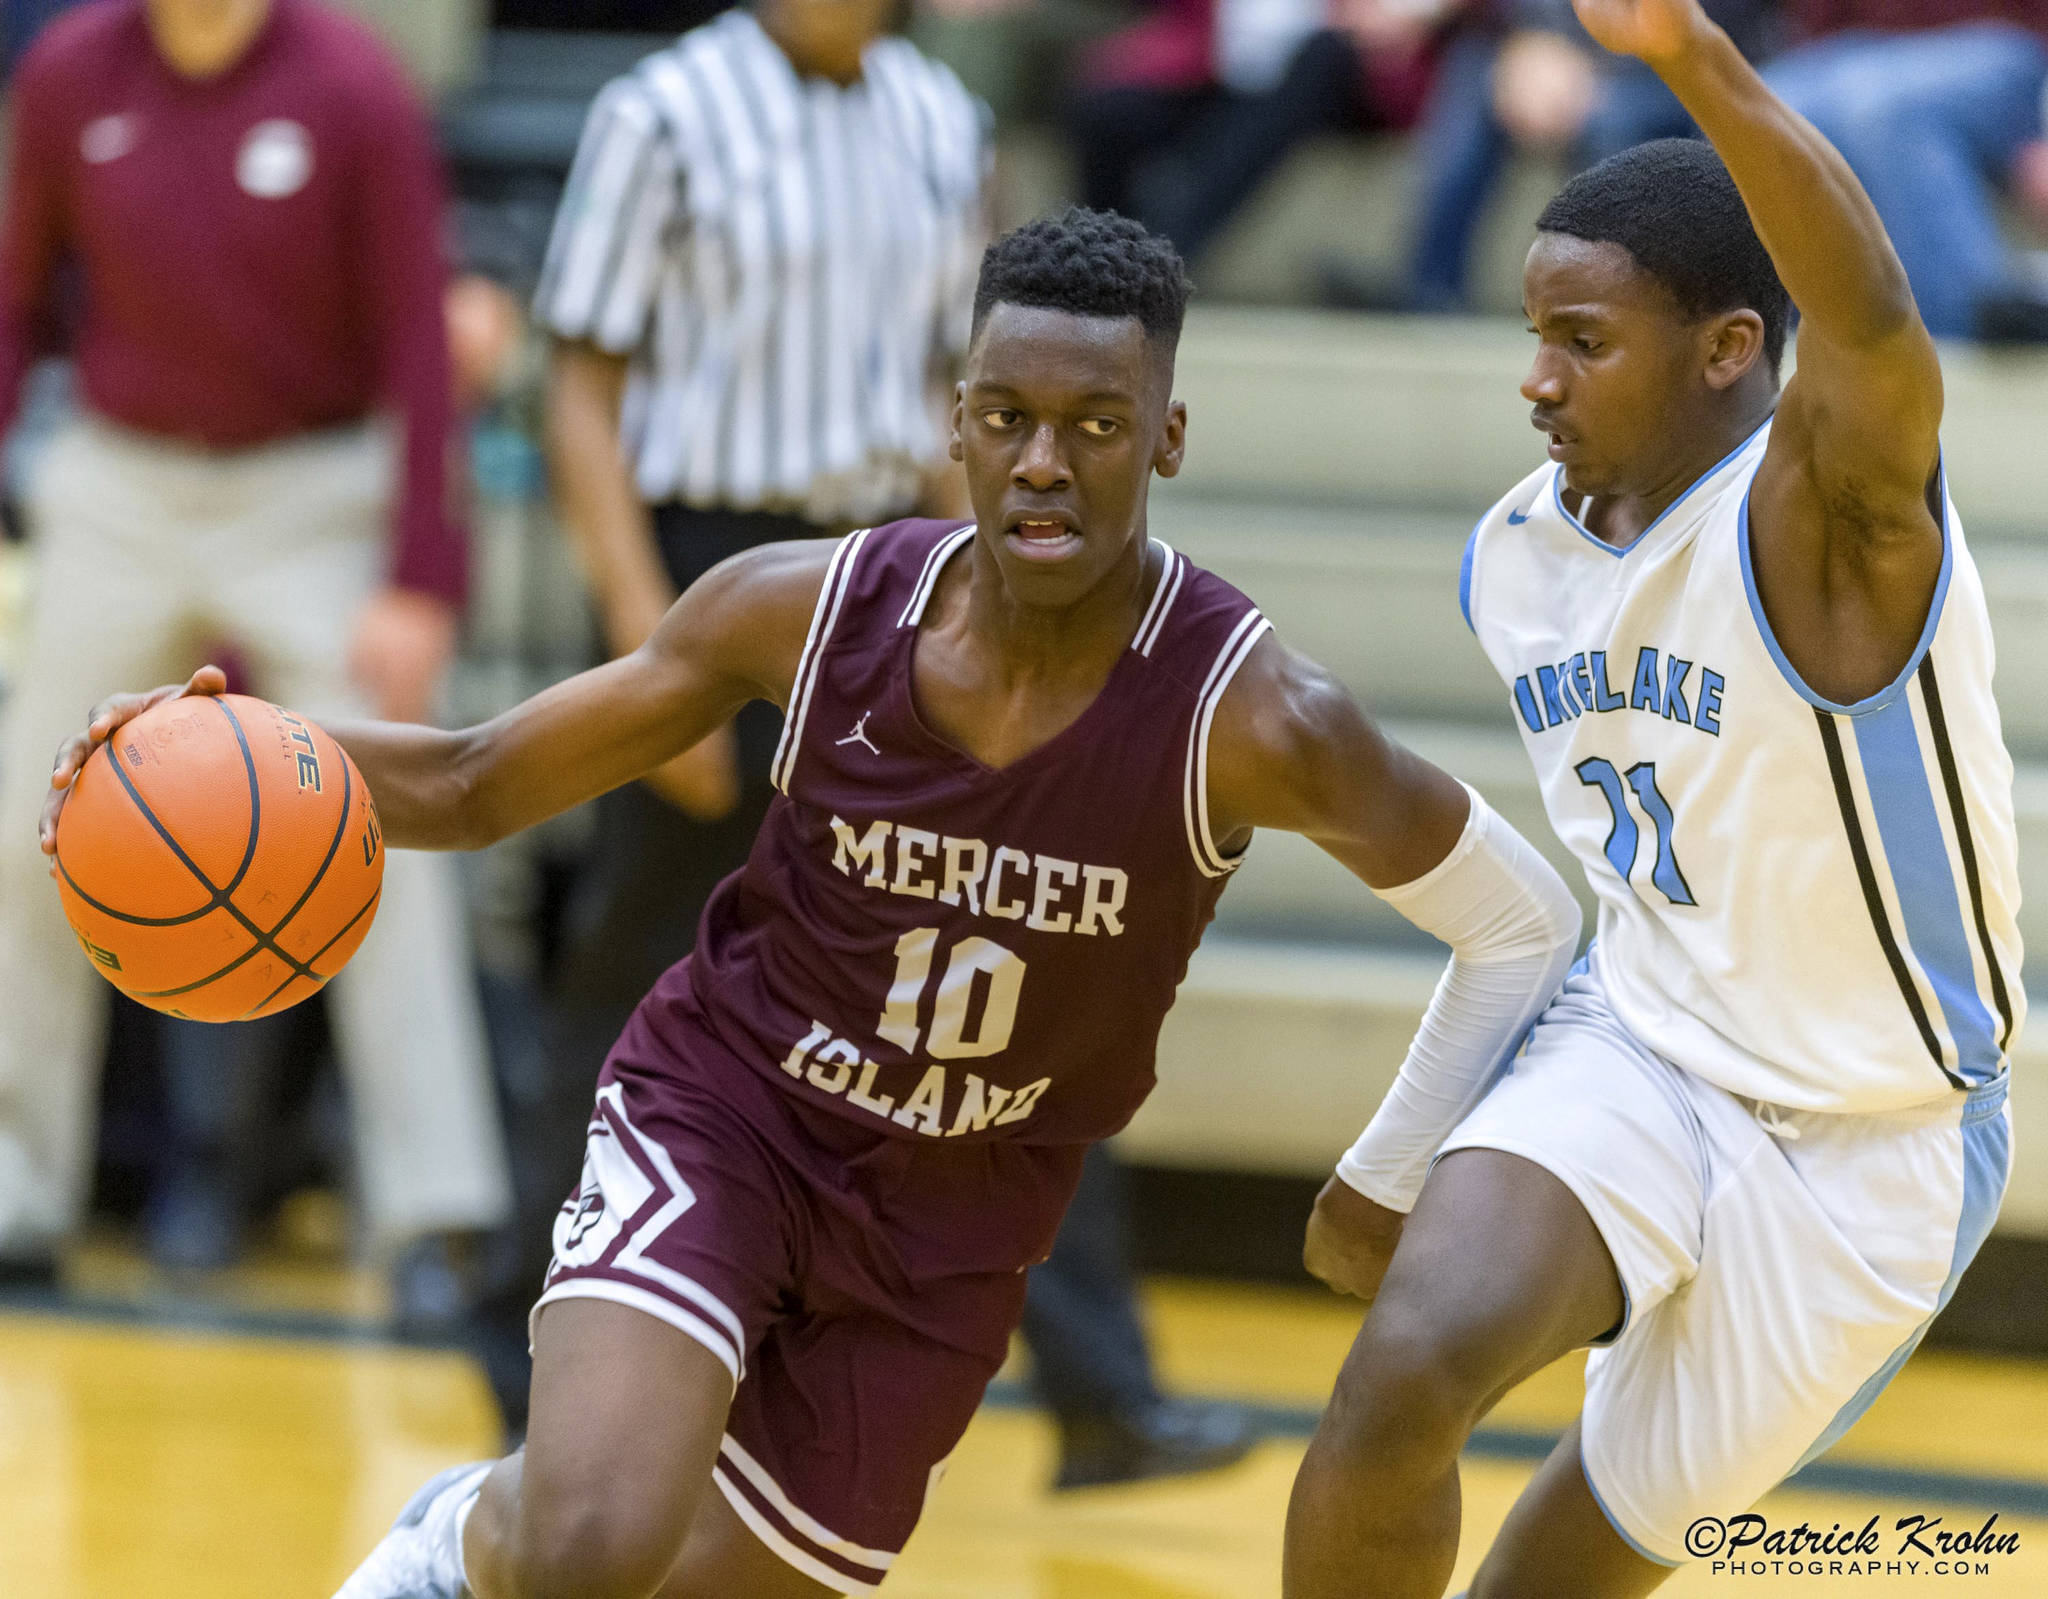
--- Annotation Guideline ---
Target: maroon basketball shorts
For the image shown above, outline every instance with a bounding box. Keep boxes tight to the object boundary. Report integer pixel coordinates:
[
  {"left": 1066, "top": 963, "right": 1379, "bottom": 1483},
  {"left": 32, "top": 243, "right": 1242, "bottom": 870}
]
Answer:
[{"left": 531, "top": 1013, "right": 1046, "bottom": 1594}]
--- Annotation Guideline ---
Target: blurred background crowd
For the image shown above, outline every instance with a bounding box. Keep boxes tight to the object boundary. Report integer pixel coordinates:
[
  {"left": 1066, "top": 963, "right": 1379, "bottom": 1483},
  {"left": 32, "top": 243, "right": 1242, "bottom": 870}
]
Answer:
[{"left": 0, "top": 0, "right": 2044, "bottom": 1485}]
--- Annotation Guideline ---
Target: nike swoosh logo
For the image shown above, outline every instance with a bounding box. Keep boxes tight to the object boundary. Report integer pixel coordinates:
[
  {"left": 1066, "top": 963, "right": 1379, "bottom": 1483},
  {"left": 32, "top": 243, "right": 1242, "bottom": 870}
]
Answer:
[{"left": 1506, "top": 507, "right": 1532, "bottom": 525}]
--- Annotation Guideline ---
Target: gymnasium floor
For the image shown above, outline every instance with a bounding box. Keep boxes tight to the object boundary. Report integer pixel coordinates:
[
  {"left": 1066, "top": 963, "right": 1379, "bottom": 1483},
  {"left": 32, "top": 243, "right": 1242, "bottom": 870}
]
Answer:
[{"left": 4, "top": 1238, "right": 2047, "bottom": 1599}]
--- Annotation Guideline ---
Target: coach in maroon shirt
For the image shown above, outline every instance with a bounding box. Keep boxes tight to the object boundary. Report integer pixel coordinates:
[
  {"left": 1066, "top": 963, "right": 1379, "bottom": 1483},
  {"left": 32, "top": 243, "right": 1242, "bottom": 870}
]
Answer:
[
  {"left": 0, "top": 0, "right": 507, "bottom": 1279},
  {"left": 0, "top": 0, "right": 465, "bottom": 633}
]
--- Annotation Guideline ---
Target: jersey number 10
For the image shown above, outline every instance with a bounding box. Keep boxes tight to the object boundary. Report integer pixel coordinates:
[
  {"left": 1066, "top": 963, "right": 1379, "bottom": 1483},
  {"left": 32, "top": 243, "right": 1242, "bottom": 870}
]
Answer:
[
  {"left": 1574, "top": 757, "right": 1697, "bottom": 907},
  {"left": 878, "top": 929, "right": 1026, "bottom": 1058}
]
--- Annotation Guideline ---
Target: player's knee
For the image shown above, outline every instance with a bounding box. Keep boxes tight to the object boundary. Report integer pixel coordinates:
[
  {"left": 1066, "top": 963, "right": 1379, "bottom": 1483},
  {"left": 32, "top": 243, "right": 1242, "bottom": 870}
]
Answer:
[
  {"left": 1315, "top": 1307, "right": 1510, "bottom": 1480},
  {"left": 512, "top": 1488, "right": 685, "bottom": 1599}
]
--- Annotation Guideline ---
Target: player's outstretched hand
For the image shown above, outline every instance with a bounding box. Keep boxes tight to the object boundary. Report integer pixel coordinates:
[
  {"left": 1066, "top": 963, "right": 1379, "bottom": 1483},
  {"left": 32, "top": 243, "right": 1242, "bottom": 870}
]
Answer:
[
  {"left": 1570, "top": 0, "right": 1705, "bottom": 65},
  {"left": 1302, "top": 1176, "right": 1406, "bottom": 1307},
  {"left": 39, "top": 665, "right": 228, "bottom": 863}
]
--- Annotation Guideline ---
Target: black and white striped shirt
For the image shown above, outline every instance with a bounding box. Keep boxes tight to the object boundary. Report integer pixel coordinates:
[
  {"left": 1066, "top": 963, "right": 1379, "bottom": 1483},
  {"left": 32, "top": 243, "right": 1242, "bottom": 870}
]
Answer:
[{"left": 535, "top": 10, "right": 989, "bottom": 524}]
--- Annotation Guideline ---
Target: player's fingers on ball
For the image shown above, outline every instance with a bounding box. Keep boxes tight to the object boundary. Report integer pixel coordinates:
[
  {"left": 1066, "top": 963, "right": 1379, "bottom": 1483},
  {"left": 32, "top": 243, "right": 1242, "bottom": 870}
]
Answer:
[
  {"left": 85, "top": 691, "right": 152, "bottom": 736},
  {"left": 40, "top": 781, "right": 71, "bottom": 850},
  {"left": 184, "top": 664, "right": 228, "bottom": 697},
  {"left": 90, "top": 685, "right": 168, "bottom": 736},
  {"left": 49, "top": 731, "right": 91, "bottom": 785}
]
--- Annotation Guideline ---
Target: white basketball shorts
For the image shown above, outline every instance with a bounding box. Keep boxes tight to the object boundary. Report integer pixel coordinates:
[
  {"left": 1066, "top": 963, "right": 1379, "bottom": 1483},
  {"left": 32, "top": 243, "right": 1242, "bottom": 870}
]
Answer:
[{"left": 1438, "top": 962, "right": 2012, "bottom": 1565}]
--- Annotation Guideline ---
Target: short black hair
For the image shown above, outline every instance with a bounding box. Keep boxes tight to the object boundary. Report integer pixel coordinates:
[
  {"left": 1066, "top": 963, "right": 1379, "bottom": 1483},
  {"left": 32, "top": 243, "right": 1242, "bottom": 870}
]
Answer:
[
  {"left": 1537, "top": 139, "right": 1790, "bottom": 371},
  {"left": 972, "top": 208, "right": 1194, "bottom": 347}
]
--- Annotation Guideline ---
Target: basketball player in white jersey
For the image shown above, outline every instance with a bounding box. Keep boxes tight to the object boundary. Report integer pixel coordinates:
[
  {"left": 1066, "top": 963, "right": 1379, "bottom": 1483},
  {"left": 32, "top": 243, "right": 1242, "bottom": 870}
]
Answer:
[{"left": 1286, "top": 0, "right": 2022, "bottom": 1592}]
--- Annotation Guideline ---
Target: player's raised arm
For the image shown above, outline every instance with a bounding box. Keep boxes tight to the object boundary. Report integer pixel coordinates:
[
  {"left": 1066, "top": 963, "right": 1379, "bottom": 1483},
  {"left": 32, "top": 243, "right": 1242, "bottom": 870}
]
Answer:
[
  {"left": 1577, "top": 0, "right": 1946, "bottom": 663},
  {"left": 40, "top": 539, "right": 834, "bottom": 859},
  {"left": 1205, "top": 639, "right": 1582, "bottom": 1304}
]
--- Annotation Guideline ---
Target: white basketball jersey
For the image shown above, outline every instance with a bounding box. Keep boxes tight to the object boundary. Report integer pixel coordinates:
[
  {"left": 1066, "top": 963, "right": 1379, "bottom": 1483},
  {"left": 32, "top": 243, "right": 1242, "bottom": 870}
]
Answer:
[{"left": 1464, "top": 419, "right": 2023, "bottom": 1114}]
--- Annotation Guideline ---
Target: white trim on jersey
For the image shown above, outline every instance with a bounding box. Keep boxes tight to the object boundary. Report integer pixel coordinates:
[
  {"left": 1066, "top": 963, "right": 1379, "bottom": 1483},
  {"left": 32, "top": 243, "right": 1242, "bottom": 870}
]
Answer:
[
  {"left": 1183, "top": 610, "right": 1274, "bottom": 877},
  {"left": 1737, "top": 465, "right": 2016, "bottom": 1090},
  {"left": 718, "top": 1436, "right": 899, "bottom": 1570},
  {"left": 1811, "top": 658, "right": 2016, "bottom": 1089},
  {"left": 531, "top": 1278, "right": 742, "bottom": 1388},
  {"left": 1133, "top": 542, "right": 1185, "bottom": 657},
  {"left": 710, "top": 1434, "right": 894, "bottom": 1594},
  {"left": 598, "top": 1087, "right": 752, "bottom": 1371},
  {"left": 897, "top": 523, "right": 977, "bottom": 627},
  {"left": 772, "top": 528, "right": 872, "bottom": 793},
  {"left": 710, "top": 1468, "right": 883, "bottom": 1594}
]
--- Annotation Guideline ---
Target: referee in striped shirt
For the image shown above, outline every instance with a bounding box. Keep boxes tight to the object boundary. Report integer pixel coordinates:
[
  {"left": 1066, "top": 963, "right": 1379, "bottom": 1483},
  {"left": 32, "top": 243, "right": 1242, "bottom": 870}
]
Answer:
[{"left": 536, "top": 0, "right": 986, "bottom": 832}]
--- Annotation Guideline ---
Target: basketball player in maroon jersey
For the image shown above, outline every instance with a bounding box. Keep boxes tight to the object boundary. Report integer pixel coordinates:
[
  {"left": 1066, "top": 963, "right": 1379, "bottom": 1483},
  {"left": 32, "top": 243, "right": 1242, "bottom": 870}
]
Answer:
[{"left": 43, "top": 210, "right": 1581, "bottom": 1598}]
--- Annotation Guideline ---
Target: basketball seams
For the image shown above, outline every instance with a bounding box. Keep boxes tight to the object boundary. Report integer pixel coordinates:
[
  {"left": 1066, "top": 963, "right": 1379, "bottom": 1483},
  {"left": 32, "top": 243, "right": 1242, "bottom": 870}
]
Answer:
[
  {"left": 131, "top": 871, "right": 379, "bottom": 1009},
  {"left": 103, "top": 717, "right": 238, "bottom": 900},
  {"left": 240, "top": 884, "right": 385, "bottom": 1011},
  {"left": 252, "top": 718, "right": 358, "bottom": 957},
  {"left": 59, "top": 694, "right": 383, "bottom": 1018},
  {"left": 54, "top": 803, "right": 217, "bottom": 927},
  {"left": 210, "top": 698, "right": 265, "bottom": 901},
  {"left": 127, "top": 926, "right": 271, "bottom": 999}
]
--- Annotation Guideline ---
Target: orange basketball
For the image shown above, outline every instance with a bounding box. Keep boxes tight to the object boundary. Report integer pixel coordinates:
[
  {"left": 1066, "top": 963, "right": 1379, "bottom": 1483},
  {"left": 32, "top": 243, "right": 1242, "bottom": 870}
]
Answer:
[{"left": 51, "top": 693, "right": 384, "bottom": 1023}]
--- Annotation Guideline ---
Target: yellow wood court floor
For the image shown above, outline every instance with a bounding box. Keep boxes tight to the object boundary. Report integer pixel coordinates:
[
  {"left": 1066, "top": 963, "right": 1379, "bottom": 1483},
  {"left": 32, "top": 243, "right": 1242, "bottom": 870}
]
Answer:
[{"left": 4, "top": 1264, "right": 2047, "bottom": 1598}]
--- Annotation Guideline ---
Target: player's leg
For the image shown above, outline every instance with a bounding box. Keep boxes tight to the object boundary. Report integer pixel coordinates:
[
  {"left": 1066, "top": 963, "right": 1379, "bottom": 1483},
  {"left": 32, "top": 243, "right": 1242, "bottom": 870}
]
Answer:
[
  {"left": 338, "top": 1046, "right": 800, "bottom": 1598},
  {"left": 652, "top": 1289, "right": 1008, "bottom": 1598},
  {"left": 1286, "top": 967, "right": 1715, "bottom": 1599},
  {"left": 207, "top": 426, "right": 509, "bottom": 1251},
  {"left": 1283, "top": 1147, "right": 1629, "bottom": 1599},
  {"left": 1465, "top": 1419, "right": 1671, "bottom": 1599},
  {"left": 462, "top": 1298, "right": 753, "bottom": 1599},
  {"left": 1475, "top": 1075, "right": 2011, "bottom": 1590},
  {"left": 334, "top": 1296, "right": 752, "bottom": 1599},
  {"left": 0, "top": 418, "right": 194, "bottom": 1264},
  {"left": 653, "top": 1487, "right": 837, "bottom": 1598}
]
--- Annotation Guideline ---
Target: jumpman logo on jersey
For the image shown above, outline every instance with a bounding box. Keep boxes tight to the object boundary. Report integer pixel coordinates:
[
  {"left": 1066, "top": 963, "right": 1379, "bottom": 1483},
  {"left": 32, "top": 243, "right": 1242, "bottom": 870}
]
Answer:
[{"left": 836, "top": 713, "right": 881, "bottom": 756}]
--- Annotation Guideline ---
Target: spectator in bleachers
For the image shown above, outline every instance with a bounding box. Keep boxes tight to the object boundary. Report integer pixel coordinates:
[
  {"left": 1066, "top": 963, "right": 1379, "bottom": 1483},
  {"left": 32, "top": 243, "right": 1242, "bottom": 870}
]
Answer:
[
  {"left": 0, "top": 0, "right": 509, "bottom": 1282},
  {"left": 1763, "top": 0, "right": 2048, "bottom": 341},
  {"left": 1356, "top": 0, "right": 1777, "bottom": 310},
  {"left": 1066, "top": 0, "right": 1459, "bottom": 267}
]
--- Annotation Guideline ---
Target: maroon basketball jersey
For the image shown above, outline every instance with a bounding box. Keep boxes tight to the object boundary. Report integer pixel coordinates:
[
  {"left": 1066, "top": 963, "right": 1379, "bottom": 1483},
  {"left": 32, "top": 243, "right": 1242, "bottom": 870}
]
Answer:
[{"left": 667, "top": 517, "right": 1271, "bottom": 1149}]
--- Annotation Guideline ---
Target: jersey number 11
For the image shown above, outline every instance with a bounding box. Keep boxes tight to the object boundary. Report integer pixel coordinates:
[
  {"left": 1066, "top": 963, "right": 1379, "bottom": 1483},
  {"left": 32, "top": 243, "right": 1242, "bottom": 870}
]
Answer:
[{"left": 1575, "top": 757, "right": 1698, "bottom": 907}]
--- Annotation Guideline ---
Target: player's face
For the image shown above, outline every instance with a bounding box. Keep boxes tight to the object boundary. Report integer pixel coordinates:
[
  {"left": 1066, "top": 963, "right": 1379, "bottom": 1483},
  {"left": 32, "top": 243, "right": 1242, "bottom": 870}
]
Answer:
[
  {"left": 953, "top": 303, "right": 1186, "bottom": 606},
  {"left": 1519, "top": 233, "right": 1713, "bottom": 499}
]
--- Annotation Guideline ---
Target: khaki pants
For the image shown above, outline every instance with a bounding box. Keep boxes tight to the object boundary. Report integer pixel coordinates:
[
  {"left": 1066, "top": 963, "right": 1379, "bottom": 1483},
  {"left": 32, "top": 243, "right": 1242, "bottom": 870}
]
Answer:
[{"left": 0, "top": 416, "right": 509, "bottom": 1255}]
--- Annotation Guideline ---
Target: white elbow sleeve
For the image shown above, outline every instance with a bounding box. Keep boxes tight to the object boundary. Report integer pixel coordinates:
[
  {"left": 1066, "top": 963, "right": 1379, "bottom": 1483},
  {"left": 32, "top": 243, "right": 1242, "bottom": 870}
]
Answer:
[{"left": 1334, "top": 785, "right": 1581, "bottom": 1213}]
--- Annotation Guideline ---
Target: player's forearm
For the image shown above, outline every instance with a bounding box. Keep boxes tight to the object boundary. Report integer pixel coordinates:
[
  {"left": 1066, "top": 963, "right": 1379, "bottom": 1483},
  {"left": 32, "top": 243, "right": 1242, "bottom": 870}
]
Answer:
[
  {"left": 1335, "top": 792, "right": 1581, "bottom": 1213},
  {"left": 1649, "top": 19, "right": 1917, "bottom": 348},
  {"left": 329, "top": 693, "right": 652, "bottom": 853},
  {"left": 323, "top": 718, "right": 487, "bottom": 851},
  {"left": 337, "top": 639, "right": 755, "bottom": 853}
]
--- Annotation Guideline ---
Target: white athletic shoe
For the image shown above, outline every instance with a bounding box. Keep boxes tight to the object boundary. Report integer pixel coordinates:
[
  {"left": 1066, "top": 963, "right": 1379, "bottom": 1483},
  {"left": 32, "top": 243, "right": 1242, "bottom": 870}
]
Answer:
[{"left": 332, "top": 1459, "right": 493, "bottom": 1599}]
